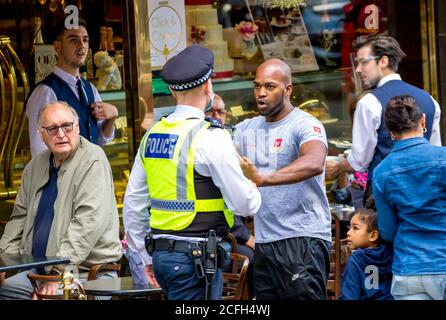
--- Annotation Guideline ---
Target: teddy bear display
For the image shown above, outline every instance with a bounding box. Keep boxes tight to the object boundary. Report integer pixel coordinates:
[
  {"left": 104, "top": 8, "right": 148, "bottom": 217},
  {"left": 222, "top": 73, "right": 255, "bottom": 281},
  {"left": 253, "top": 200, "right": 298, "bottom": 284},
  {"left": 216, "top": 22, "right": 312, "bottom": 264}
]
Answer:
[{"left": 93, "top": 50, "right": 123, "bottom": 91}]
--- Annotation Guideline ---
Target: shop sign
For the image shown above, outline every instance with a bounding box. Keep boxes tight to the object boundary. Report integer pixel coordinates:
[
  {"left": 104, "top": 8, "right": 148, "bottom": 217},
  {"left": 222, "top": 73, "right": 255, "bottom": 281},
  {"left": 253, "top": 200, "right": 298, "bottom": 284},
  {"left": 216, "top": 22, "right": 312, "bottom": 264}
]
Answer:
[
  {"left": 34, "top": 44, "right": 57, "bottom": 84},
  {"left": 148, "top": 0, "right": 187, "bottom": 70}
]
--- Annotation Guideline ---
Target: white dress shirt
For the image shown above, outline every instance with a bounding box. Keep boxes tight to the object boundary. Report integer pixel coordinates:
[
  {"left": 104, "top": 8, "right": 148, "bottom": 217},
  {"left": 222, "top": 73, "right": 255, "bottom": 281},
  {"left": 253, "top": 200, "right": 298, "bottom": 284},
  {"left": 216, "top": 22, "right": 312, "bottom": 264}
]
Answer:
[
  {"left": 347, "top": 73, "right": 442, "bottom": 171},
  {"left": 26, "top": 66, "right": 113, "bottom": 157},
  {"left": 123, "top": 105, "right": 261, "bottom": 265}
]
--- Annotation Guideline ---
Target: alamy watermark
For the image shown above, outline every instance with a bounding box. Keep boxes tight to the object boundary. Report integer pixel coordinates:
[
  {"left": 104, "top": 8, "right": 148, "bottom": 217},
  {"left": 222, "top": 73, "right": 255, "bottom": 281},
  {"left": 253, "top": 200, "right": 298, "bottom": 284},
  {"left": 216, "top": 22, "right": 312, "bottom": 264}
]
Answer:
[
  {"left": 64, "top": 5, "right": 80, "bottom": 29},
  {"left": 364, "top": 4, "right": 380, "bottom": 30},
  {"left": 364, "top": 265, "right": 379, "bottom": 290}
]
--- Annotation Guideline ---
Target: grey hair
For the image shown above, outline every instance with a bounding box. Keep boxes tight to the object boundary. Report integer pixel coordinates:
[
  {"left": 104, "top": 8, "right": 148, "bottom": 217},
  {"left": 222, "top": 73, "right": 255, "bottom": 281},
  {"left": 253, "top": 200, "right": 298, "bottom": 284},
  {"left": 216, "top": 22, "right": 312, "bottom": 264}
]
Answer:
[{"left": 37, "top": 101, "right": 79, "bottom": 127}]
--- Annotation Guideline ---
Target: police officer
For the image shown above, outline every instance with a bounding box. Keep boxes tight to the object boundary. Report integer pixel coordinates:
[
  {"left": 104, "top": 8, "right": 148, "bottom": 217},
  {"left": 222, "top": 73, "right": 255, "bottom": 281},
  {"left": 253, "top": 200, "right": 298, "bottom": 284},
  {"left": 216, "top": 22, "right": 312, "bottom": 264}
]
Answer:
[{"left": 123, "top": 45, "right": 261, "bottom": 300}]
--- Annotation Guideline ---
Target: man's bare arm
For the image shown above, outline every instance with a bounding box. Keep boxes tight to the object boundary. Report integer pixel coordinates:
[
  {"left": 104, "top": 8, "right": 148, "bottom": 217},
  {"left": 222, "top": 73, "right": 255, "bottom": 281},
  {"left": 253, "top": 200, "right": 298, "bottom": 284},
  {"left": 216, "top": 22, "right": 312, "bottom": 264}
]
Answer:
[{"left": 241, "top": 140, "right": 327, "bottom": 187}]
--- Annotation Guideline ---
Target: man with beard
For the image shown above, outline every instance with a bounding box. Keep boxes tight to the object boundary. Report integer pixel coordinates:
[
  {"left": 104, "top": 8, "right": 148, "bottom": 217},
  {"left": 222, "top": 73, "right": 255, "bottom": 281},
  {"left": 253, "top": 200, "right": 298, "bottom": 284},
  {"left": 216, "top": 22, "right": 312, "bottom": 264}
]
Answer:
[
  {"left": 26, "top": 16, "right": 118, "bottom": 157},
  {"left": 325, "top": 34, "right": 441, "bottom": 201},
  {"left": 234, "top": 58, "right": 331, "bottom": 299}
]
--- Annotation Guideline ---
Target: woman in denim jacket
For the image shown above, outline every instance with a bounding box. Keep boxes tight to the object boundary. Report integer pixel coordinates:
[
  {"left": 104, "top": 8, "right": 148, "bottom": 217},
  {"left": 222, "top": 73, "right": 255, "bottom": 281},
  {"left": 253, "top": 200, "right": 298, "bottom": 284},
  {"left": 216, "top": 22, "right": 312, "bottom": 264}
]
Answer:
[{"left": 372, "top": 95, "right": 446, "bottom": 300}]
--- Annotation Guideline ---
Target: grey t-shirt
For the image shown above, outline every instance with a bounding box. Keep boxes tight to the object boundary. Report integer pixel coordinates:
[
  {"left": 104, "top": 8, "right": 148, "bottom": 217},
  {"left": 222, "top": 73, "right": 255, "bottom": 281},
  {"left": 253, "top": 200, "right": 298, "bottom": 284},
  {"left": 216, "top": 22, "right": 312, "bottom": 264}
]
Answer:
[{"left": 234, "top": 108, "right": 331, "bottom": 243}]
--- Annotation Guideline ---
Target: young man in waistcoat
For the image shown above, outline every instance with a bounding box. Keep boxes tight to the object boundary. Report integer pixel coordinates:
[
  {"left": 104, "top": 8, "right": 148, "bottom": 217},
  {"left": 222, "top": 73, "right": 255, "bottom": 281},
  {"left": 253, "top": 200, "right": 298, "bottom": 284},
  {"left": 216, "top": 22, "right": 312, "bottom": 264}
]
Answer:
[
  {"left": 26, "top": 16, "right": 118, "bottom": 157},
  {"left": 326, "top": 34, "right": 441, "bottom": 201}
]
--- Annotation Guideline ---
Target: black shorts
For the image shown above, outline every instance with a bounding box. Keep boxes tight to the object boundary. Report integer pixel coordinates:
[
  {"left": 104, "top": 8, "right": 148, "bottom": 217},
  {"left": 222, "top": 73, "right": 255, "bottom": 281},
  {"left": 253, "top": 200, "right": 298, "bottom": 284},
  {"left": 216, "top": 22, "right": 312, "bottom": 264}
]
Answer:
[{"left": 254, "top": 236, "right": 330, "bottom": 300}]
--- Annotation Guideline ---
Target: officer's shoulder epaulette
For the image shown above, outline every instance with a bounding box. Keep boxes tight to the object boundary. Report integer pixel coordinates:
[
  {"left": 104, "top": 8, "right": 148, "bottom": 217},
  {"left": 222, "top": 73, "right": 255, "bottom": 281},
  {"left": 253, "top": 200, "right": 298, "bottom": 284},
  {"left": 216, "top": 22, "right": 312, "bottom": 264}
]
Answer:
[
  {"left": 205, "top": 117, "right": 223, "bottom": 129},
  {"left": 160, "top": 112, "right": 174, "bottom": 120}
]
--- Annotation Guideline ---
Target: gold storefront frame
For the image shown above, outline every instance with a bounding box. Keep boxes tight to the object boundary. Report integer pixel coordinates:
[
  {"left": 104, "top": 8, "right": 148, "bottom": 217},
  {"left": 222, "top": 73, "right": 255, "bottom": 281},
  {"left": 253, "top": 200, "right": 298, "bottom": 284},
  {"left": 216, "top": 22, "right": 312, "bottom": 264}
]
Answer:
[
  {"left": 420, "top": 0, "right": 438, "bottom": 100},
  {"left": 122, "top": 0, "right": 153, "bottom": 160},
  {"left": 0, "top": 36, "right": 30, "bottom": 197}
]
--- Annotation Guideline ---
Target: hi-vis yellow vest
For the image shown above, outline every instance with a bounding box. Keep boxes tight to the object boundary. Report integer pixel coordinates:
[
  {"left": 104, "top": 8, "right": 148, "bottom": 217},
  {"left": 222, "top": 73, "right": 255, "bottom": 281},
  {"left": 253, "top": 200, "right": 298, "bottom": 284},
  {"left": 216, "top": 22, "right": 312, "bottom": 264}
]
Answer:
[{"left": 140, "top": 118, "right": 234, "bottom": 231}]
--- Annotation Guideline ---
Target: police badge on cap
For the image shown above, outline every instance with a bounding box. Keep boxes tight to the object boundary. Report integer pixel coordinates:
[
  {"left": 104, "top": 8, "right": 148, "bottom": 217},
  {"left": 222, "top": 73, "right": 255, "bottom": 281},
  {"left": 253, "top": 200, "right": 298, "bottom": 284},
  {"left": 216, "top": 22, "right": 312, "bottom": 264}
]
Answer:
[{"left": 160, "top": 45, "right": 214, "bottom": 91}]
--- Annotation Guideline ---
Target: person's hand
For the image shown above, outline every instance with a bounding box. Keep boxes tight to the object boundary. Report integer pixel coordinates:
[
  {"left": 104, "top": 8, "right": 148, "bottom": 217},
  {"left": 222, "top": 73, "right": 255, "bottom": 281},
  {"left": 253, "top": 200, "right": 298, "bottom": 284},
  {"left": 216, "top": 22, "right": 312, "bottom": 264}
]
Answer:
[
  {"left": 91, "top": 102, "right": 118, "bottom": 121},
  {"left": 325, "top": 158, "right": 342, "bottom": 180},
  {"left": 239, "top": 156, "right": 263, "bottom": 186},
  {"left": 238, "top": 154, "right": 250, "bottom": 177},
  {"left": 144, "top": 264, "right": 160, "bottom": 288},
  {"left": 0, "top": 272, "right": 5, "bottom": 287},
  {"left": 336, "top": 172, "right": 349, "bottom": 189},
  {"left": 245, "top": 234, "right": 255, "bottom": 250}
]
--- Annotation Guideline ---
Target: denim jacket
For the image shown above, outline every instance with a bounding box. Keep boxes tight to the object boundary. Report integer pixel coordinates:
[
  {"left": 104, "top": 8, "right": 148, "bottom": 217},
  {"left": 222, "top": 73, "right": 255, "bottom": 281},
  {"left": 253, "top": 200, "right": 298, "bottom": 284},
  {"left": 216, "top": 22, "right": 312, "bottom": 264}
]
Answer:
[{"left": 373, "top": 137, "right": 446, "bottom": 275}]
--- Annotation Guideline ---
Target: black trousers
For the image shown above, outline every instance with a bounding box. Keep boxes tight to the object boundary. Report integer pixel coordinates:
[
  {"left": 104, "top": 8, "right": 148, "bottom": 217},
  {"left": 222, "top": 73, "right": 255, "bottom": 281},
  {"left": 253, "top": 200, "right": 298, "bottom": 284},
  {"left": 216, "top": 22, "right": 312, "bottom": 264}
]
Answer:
[{"left": 254, "top": 236, "right": 330, "bottom": 300}]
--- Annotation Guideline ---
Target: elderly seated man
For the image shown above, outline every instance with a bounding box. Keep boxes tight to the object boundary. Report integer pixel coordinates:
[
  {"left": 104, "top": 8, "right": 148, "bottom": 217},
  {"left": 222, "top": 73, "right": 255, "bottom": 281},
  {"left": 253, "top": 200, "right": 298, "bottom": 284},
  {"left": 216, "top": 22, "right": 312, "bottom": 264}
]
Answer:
[{"left": 0, "top": 101, "right": 122, "bottom": 299}]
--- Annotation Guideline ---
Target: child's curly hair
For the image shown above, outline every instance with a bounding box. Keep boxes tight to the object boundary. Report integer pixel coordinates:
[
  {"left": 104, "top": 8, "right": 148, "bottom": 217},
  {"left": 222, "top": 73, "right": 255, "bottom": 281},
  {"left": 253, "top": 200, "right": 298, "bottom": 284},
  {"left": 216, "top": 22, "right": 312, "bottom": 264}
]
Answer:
[{"left": 354, "top": 209, "right": 378, "bottom": 233}]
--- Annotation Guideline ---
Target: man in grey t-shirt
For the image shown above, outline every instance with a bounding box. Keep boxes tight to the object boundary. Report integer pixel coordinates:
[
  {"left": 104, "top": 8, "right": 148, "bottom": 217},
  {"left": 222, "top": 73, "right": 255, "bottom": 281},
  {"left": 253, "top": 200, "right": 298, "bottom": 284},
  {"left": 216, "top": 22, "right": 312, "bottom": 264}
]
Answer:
[{"left": 234, "top": 58, "right": 331, "bottom": 300}]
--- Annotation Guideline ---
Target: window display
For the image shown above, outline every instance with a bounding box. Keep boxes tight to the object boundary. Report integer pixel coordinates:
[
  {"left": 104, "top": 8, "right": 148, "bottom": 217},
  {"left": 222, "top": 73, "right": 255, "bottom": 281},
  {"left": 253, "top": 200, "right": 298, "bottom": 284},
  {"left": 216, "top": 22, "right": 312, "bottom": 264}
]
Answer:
[
  {"left": 0, "top": 0, "right": 439, "bottom": 214},
  {"left": 186, "top": 1, "right": 234, "bottom": 77},
  {"left": 153, "top": 0, "right": 390, "bottom": 153}
]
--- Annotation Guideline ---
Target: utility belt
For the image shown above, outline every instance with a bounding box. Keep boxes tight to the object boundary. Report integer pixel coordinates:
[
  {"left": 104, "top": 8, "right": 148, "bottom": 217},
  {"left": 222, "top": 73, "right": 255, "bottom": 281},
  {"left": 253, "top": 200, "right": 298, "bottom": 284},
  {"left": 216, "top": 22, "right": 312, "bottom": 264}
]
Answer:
[
  {"left": 145, "top": 233, "right": 232, "bottom": 278},
  {"left": 147, "top": 237, "right": 204, "bottom": 254}
]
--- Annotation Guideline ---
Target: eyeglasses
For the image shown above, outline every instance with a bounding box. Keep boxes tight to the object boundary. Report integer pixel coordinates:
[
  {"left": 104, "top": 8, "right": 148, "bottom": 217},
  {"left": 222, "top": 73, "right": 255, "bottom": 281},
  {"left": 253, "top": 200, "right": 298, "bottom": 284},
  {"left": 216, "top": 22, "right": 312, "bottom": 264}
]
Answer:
[
  {"left": 355, "top": 55, "right": 380, "bottom": 66},
  {"left": 41, "top": 122, "right": 75, "bottom": 136}
]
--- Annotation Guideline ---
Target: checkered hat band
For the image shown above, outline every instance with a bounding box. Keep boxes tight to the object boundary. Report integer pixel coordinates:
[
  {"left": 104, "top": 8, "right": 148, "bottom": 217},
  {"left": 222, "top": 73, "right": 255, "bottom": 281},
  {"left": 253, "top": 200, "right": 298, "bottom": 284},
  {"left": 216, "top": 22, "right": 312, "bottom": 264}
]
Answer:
[
  {"left": 151, "top": 199, "right": 195, "bottom": 212},
  {"left": 169, "top": 69, "right": 213, "bottom": 91}
]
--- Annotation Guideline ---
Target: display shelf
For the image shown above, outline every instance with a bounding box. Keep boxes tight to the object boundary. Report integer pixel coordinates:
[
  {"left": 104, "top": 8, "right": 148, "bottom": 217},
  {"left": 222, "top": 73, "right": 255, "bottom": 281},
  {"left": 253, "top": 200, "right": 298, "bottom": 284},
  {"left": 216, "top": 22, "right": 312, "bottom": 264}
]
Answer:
[
  {"left": 100, "top": 70, "right": 352, "bottom": 167},
  {"left": 102, "top": 69, "right": 346, "bottom": 102},
  {"left": 150, "top": 69, "right": 345, "bottom": 96},
  {"left": 99, "top": 90, "right": 126, "bottom": 101}
]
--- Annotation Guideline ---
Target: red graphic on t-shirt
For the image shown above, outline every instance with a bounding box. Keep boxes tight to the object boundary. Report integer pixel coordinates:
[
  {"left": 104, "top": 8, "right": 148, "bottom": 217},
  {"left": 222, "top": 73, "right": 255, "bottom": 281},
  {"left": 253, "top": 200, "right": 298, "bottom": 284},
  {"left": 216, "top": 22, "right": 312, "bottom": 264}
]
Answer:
[
  {"left": 313, "top": 126, "right": 321, "bottom": 133},
  {"left": 274, "top": 138, "right": 283, "bottom": 148}
]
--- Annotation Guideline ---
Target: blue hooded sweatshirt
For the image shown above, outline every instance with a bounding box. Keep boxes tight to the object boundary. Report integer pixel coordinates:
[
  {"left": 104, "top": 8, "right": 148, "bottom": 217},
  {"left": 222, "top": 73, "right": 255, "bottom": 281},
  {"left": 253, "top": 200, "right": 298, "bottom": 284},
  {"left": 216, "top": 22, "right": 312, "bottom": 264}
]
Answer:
[{"left": 339, "top": 243, "right": 393, "bottom": 300}]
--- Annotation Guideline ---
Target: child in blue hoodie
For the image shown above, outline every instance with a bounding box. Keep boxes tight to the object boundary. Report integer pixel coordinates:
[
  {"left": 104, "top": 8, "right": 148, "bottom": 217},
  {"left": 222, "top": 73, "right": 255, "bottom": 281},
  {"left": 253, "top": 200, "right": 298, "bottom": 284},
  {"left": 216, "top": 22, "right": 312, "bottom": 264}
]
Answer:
[{"left": 339, "top": 208, "right": 393, "bottom": 300}]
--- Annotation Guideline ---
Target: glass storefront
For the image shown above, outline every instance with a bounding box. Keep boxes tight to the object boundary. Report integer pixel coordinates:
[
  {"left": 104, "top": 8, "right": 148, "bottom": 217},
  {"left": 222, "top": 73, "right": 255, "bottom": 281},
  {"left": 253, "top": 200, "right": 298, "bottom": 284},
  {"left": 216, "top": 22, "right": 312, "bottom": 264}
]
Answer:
[{"left": 0, "top": 0, "right": 444, "bottom": 222}]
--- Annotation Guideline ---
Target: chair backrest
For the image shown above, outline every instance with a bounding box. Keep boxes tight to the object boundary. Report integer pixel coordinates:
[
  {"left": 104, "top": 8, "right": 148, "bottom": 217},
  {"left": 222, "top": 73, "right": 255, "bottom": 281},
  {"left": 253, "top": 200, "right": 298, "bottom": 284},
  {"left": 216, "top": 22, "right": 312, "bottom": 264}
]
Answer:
[
  {"left": 27, "top": 273, "right": 86, "bottom": 300},
  {"left": 224, "top": 232, "right": 253, "bottom": 299},
  {"left": 88, "top": 263, "right": 121, "bottom": 281},
  {"left": 327, "top": 211, "right": 342, "bottom": 299},
  {"left": 222, "top": 252, "right": 249, "bottom": 300}
]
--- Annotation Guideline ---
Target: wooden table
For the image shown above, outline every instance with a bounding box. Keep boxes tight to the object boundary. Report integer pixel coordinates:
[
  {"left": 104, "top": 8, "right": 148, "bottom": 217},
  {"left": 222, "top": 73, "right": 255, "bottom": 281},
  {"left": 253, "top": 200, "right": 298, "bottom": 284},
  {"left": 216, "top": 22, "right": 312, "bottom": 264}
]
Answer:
[
  {"left": 0, "top": 253, "right": 70, "bottom": 272},
  {"left": 84, "top": 276, "right": 164, "bottom": 298}
]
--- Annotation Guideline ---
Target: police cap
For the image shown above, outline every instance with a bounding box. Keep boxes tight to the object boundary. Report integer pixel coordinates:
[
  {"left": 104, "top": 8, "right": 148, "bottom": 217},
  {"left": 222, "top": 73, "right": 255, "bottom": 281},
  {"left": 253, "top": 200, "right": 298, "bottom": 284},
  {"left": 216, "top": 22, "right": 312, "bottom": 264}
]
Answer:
[{"left": 160, "top": 45, "right": 214, "bottom": 91}]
